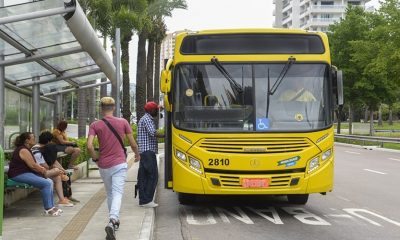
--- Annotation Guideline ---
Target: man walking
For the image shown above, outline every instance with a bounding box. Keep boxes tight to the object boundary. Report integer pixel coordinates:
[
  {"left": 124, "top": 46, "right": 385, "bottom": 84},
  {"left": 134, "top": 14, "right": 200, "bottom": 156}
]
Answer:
[
  {"left": 87, "top": 97, "right": 140, "bottom": 240},
  {"left": 137, "top": 101, "right": 164, "bottom": 208}
]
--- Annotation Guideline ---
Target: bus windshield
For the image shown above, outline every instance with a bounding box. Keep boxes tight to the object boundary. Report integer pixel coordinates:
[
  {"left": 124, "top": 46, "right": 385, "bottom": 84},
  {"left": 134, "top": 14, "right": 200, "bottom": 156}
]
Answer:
[{"left": 173, "top": 63, "right": 333, "bottom": 132}]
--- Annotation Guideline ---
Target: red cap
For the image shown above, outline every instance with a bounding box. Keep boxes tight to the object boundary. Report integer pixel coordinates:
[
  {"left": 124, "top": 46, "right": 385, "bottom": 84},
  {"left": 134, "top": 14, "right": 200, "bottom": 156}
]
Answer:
[{"left": 144, "top": 101, "right": 160, "bottom": 111}]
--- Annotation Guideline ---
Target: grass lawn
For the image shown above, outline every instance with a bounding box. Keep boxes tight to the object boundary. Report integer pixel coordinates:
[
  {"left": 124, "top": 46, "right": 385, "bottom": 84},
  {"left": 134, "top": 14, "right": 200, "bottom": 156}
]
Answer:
[{"left": 334, "top": 121, "right": 400, "bottom": 150}]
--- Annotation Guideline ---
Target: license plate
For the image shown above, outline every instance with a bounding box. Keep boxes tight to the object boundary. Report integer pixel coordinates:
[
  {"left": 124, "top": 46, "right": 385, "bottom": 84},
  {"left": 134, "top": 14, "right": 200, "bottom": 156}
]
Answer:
[{"left": 242, "top": 178, "right": 269, "bottom": 188}]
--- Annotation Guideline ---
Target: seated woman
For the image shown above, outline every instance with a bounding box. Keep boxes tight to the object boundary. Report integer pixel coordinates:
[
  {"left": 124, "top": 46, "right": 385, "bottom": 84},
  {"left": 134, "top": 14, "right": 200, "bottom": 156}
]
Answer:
[
  {"left": 52, "top": 120, "right": 81, "bottom": 170},
  {"left": 7, "top": 132, "right": 64, "bottom": 216},
  {"left": 32, "top": 131, "right": 74, "bottom": 207}
]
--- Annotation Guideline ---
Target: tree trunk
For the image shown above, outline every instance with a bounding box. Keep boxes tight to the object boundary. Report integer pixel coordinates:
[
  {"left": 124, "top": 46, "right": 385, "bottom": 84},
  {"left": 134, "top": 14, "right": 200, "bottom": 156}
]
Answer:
[
  {"left": 348, "top": 103, "right": 353, "bottom": 135},
  {"left": 336, "top": 106, "right": 342, "bottom": 134},
  {"left": 100, "top": 37, "right": 108, "bottom": 98},
  {"left": 388, "top": 106, "right": 393, "bottom": 125},
  {"left": 136, "top": 31, "right": 148, "bottom": 124},
  {"left": 154, "top": 42, "right": 161, "bottom": 128},
  {"left": 121, "top": 34, "right": 132, "bottom": 122},
  {"left": 147, "top": 39, "right": 155, "bottom": 101},
  {"left": 369, "top": 107, "right": 374, "bottom": 136},
  {"left": 378, "top": 104, "right": 383, "bottom": 126},
  {"left": 364, "top": 106, "right": 369, "bottom": 123},
  {"left": 77, "top": 88, "right": 87, "bottom": 138},
  {"left": 88, "top": 80, "right": 96, "bottom": 124}
]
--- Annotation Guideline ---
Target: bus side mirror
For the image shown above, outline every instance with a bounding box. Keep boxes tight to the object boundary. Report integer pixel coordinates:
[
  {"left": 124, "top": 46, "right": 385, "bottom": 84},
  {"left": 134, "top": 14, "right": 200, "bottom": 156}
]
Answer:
[
  {"left": 160, "top": 59, "right": 173, "bottom": 93},
  {"left": 160, "top": 70, "right": 171, "bottom": 93},
  {"left": 332, "top": 68, "right": 344, "bottom": 106}
]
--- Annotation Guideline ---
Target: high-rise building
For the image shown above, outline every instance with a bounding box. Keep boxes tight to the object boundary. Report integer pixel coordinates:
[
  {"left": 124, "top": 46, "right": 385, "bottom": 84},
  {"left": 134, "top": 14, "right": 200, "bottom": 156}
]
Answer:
[
  {"left": 273, "top": 0, "right": 371, "bottom": 32},
  {"left": 160, "top": 30, "right": 189, "bottom": 70}
]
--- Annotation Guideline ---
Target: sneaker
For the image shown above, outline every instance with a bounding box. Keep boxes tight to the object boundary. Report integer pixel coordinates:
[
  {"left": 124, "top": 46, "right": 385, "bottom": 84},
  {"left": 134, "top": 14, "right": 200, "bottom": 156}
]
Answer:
[
  {"left": 105, "top": 221, "right": 116, "bottom": 240},
  {"left": 139, "top": 201, "right": 158, "bottom": 208}
]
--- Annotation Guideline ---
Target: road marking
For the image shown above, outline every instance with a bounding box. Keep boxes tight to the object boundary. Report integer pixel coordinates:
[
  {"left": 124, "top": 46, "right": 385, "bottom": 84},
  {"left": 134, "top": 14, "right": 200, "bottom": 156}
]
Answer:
[
  {"left": 325, "top": 214, "right": 354, "bottom": 219},
  {"left": 336, "top": 196, "right": 351, "bottom": 202},
  {"left": 345, "top": 151, "right": 361, "bottom": 155},
  {"left": 363, "top": 169, "right": 387, "bottom": 175},
  {"left": 388, "top": 158, "right": 400, "bottom": 162}
]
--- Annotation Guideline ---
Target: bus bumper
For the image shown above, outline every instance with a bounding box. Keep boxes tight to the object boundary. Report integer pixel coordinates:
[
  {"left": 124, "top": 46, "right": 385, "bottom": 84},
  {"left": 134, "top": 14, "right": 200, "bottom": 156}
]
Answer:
[{"left": 172, "top": 158, "right": 333, "bottom": 195}]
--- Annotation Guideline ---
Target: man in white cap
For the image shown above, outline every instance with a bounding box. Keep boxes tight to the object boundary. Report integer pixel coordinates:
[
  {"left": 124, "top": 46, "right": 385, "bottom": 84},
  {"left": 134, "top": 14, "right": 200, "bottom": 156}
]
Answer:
[
  {"left": 87, "top": 97, "right": 140, "bottom": 240},
  {"left": 136, "top": 101, "right": 164, "bottom": 208}
]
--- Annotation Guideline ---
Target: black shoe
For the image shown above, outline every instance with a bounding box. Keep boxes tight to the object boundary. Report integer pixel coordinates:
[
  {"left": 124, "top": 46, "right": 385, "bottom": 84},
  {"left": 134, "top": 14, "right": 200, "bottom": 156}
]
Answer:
[
  {"left": 112, "top": 219, "right": 120, "bottom": 231},
  {"left": 105, "top": 221, "right": 116, "bottom": 240}
]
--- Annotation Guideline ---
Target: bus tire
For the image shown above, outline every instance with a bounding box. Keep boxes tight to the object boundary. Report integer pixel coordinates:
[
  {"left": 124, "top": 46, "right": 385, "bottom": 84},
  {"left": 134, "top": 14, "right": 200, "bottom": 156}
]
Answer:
[
  {"left": 178, "top": 193, "right": 196, "bottom": 205},
  {"left": 287, "top": 194, "right": 309, "bottom": 204}
]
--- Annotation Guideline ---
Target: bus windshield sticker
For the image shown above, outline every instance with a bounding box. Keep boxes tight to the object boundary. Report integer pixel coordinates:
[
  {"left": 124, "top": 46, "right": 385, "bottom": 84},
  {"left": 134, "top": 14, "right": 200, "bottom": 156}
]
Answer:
[
  {"left": 256, "top": 118, "right": 270, "bottom": 131},
  {"left": 278, "top": 156, "right": 300, "bottom": 167},
  {"left": 186, "top": 89, "right": 194, "bottom": 97},
  {"left": 295, "top": 113, "right": 304, "bottom": 121}
]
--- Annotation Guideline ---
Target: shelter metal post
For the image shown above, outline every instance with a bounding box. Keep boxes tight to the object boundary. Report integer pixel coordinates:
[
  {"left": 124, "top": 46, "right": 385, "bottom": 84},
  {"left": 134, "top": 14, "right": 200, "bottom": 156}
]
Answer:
[
  {"left": 0, "top": 0, "right": 4, "bottom": 232},
  {"left": 0, "top": 57, "right": 4, "bottom": 149},
  {"left": 55, "top": 94, "right": 63, "bottom": 126},
  {"left": 32, "top": 77, "right": 40, "bottom": 139},
  {"left": 115, "top": 28, "right": 121, "bottom": 117}
]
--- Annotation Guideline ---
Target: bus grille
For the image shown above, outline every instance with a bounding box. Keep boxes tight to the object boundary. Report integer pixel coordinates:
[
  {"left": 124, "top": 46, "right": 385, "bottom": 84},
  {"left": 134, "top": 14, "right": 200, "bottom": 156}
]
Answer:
[
  {"left": 219, "top": 175, "right": 291, "bottom": 188},
  {"left": 199, "top": 137, "right": 311, "bottom": 154}
]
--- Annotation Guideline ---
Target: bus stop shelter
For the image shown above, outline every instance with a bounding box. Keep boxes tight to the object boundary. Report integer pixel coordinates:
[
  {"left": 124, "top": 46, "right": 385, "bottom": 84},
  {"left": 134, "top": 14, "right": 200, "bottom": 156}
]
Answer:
[{"left": 0, "top": 0, "right": 122, "bottom": 237}]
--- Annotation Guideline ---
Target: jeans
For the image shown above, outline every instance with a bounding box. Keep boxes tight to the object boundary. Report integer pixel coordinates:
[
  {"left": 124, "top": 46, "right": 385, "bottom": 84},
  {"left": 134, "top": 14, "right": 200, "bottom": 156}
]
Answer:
[
  {"left": 99, "top": 162, "right": 127, "bottom": 221},
  {"left": 11, "top": 172, "right": 54, "bottom": 210},
  {"left": 138, "top": 151, "right": 158, "bottom": 205}
]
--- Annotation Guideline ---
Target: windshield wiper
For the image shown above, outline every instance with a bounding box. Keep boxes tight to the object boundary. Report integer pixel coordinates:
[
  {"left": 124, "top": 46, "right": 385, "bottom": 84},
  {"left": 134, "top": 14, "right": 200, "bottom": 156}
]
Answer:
[
  {"left": 211, "top": 57, "right": 243, "bottom": 93},
  {"left": 266, "top": 57, "right": 296, "bottom": 118},
  {"left": 269, "top": 57, "right": 296, "bottom": 95}
]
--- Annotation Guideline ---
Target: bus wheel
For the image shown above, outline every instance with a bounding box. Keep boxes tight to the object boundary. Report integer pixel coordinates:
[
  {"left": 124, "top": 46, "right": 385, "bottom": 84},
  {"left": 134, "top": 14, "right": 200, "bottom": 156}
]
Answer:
[
  {"left": 178, "top": 193, "right": 196, "bottom": 205},
  {"left": 287, "top": 194, "right": 309, "bottom": 204}
]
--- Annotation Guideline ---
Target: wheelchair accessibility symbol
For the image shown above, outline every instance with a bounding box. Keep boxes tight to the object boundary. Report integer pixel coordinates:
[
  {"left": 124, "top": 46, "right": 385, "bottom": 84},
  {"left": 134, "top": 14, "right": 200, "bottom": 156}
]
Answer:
[{"left": 256, "top": 118, "right": 270, "bottom": 131}]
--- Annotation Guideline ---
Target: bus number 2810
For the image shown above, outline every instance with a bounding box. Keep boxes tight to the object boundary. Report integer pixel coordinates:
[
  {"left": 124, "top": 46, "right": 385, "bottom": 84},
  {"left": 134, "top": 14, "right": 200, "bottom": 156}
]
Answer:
[{"left": 208, "top": 158, "right": 230, "bottom": 166}]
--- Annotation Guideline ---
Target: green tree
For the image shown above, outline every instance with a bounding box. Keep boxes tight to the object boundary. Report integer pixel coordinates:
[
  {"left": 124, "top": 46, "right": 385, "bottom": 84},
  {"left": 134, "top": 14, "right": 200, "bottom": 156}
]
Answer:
[
  {"left": 376, "top": 0, "right": 400, "bottom": 125},
  {"left": 328, "top": 6, "right": 369, "bottom": 134}
]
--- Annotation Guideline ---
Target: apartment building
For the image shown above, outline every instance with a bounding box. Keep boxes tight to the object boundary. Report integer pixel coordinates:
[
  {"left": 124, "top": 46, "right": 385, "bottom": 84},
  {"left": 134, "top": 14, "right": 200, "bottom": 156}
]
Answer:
[
  {"left": 273, "top": 0, "right": 371, "bottom": 32},
  {"left": 160, "top": 30, "right": 188, "bottom": 70}
]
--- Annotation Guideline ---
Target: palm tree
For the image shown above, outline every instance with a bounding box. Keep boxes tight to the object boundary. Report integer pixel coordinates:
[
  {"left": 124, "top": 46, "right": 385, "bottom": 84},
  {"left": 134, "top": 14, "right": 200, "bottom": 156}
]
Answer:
[
  {"left": 135, "top": 0, "right": 187, "bottom": 122},
  {"left": 83, "top": 0, "right": 142, "bottom": 122},
  {"left": 152, "top": 17, "right": 167, "bottom": 106}
]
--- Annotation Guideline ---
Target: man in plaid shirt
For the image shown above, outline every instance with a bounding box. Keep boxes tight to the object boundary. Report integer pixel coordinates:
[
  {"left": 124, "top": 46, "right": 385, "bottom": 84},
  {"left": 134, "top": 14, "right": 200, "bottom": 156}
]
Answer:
[{"left": 136, "top": 101, "right": 164, "bottom": 208}]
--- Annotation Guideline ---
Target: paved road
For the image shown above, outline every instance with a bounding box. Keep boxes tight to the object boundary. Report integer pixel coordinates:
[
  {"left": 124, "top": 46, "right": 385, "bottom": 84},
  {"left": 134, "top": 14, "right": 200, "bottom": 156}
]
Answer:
[{"left": 154, "top": 144, "right": 400, "bottom": 240}]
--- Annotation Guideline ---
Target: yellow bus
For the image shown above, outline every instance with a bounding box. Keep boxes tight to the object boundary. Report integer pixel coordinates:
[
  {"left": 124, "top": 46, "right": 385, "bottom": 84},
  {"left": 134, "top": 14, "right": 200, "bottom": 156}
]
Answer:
[{"left": 160, "top": 29, "right": 343, "bottom": 205}]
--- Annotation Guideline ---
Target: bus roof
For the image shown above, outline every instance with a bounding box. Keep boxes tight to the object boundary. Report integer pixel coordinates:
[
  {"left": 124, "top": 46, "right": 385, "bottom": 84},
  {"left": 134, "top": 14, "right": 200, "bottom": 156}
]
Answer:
[{"left": 174, "top": 28, "right": 326, "bottom": 38}]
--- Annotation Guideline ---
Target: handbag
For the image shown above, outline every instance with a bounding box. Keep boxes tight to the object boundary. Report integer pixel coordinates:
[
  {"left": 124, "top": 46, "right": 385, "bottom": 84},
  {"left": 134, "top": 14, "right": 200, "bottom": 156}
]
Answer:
[{"left": 101, "top": 118, "right": 127, "bottom": 158}]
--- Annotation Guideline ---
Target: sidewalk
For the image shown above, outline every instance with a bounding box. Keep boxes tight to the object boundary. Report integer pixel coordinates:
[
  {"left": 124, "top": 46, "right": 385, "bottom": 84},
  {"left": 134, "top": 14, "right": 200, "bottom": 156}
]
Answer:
[{"left": 2, "top": 151, "right": 159, "bottom": 240}]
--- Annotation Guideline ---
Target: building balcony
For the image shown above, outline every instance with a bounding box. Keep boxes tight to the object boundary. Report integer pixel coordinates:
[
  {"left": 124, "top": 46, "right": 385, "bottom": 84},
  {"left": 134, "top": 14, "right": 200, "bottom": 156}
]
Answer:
[
  {"left": 310, "top": 18, "right": 341, "bottom": 26},
  {"left": 310, "top": 5, "right": 347, "bottom": 13},
  {"left": 300, "top": 8, "right": 310, "bottom": 17},
  {"left": 282, "top": 15, "right": 292, "bottom": 25}
]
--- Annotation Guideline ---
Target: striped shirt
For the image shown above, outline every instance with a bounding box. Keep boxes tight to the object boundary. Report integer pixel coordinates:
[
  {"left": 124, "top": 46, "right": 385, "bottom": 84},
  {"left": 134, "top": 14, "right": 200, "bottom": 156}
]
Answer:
[{"left": 137, "top": 113, "right": 158, "bottom": 154}]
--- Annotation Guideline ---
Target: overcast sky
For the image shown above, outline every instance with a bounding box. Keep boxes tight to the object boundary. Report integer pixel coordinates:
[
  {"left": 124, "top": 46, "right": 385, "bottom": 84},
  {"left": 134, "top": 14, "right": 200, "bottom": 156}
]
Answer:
[
  {"left": 164, "top": 0, "right": 381, "bottom": 33},
  {"left": 164, "top": 0, "right": 274, "bottom": 33}
]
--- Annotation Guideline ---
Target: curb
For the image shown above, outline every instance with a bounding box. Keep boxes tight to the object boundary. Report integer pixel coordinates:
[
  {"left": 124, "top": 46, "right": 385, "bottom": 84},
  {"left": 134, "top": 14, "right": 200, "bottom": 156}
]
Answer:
[{"left": 335, "top": 142, "right": 400, "bottom": 153}]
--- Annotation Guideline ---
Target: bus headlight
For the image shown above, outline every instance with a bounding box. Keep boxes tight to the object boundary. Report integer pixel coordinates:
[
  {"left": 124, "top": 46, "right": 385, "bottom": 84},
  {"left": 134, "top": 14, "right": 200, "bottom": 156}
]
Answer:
[
  {"left": 189, "top": 157, "right": 202, "bottom": 174},
  {"left": 321, "top": 149, "right": 332, "bottom": 161},
  {"left": 175, "top": 149, "right": 187, "bottom": 162},
  {"left": 308, "top": 156, "right": 319, "bottom": 173}
]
